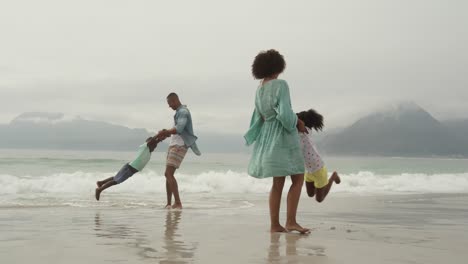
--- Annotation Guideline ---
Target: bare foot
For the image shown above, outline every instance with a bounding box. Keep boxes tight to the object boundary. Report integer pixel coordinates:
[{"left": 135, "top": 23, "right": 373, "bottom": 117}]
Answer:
[
  {"left": 270, "top": 225, "right": 287, "bottom": 233},
  {"left": 286, "top": 223, "right": 310, "bottom": 234},
  {"left": 95, "top": 188, "right": 101, "bottom": 201},
  {"left": 164, "top": 204, "right": 172, "bottom": 209},
  {"left": 96, "top": 181, "right": 103, "bottom": 188},
  {"left": 172, "top": 203, "right": 183, "bottom": 209},
  {"left": 331, "top": 172, "right": 341, "bottom": 184}
]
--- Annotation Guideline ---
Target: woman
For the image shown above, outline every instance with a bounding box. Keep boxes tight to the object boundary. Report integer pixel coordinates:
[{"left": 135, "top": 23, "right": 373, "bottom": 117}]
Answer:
[{"left": 245, "top": 49, "right": 309, "bottom": 233}]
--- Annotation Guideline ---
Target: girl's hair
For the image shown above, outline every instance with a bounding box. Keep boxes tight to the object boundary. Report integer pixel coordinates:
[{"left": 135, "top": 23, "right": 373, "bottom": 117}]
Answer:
[{"left": 297, "top": 109, "right": 324, "bottom": 132}]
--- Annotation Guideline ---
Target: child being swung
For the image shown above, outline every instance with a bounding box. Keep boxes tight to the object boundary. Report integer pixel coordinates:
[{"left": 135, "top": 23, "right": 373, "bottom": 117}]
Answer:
[
  {"left": 95, "top": 135, "right": 167, "bottom": 201},
  {"left": 297, "top": 109, "right": 341, "bottom": 202}
]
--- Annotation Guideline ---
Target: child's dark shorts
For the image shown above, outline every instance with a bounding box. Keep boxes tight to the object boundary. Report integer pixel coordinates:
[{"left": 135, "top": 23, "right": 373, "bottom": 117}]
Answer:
[{"left": 114, "top": 163, "right": 138, "bottom": 184}]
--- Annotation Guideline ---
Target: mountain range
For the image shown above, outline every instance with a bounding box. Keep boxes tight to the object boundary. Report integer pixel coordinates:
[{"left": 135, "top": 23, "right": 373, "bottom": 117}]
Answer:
[
  {"left": 318, "top": 102, "right": 468, "bottom": 157},
  {"left": 0, "top": 112, "right": 245, "bottom": 153},
  {"left": 0, "top": 112, "right": 154, "bottom": 151},
  {"left": 1, "top": 104, "right": 467, "bottom": 157}
]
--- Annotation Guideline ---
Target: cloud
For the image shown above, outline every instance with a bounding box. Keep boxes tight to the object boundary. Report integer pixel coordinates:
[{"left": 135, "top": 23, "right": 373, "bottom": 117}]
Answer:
[{"left": 1, "top": 0, "right": 467, "bottom": 133}]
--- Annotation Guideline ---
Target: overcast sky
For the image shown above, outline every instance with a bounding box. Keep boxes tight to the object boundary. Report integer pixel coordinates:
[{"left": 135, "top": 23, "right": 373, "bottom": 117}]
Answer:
[{"left": 1, "top": 0, "right": 467, "bottom": 134}]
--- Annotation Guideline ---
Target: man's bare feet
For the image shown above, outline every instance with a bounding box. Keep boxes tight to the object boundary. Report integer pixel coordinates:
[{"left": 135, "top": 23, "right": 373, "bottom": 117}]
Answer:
[
  {"left": 164, "top": 204, "right": 172, "bottom": 209},
  {"left": 171, "top": 203, "right": 183, "bottom": 209},
  {"left": 331, "top": 172, "right": 341, "bottom": 184},
  {"left": 285, "top": 223, "right": 310, "bottom": 234},
  {"left": 270, "top": 225, "right": 288, "bottom": 233},
  {"left": 95, "top": 188, "right": 101, "bottom": 201},
  {"left": 96, "top": 181, "right": 103, "bottom": 188}
]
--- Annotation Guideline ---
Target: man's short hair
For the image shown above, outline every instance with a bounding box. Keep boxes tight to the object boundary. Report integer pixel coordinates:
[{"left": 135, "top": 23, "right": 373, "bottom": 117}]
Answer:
[{"left": 167, "top": 92, "right": 179, "bottom": 99}]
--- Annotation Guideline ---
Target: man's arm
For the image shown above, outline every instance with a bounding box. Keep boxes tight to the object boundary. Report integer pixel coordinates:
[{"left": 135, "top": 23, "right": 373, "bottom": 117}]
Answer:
[
  {"left": 174, "top": 110, "right": 188, "bottom": 133},
  {"left": 157, "top": 110, "right": 189, "bottom": 138},
  {"left": 155, "top": 128, "right": 175, "bottom": 140},
  {"left": 152, "top": 129, "right": 168, "bottom": 141}
]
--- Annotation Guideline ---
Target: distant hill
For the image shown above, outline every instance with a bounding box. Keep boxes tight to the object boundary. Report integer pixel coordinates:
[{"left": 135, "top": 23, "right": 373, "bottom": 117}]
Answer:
[
  {"left": 196, "top": 132, "right": 246, "bottom": 153},
  {"left": 319, "top": 102, "right": 468, "bottom": 157},
  {"left": 0, "top": 112, "right": 155, "bottom": 151},
  {"left": 442, "top": 119, "right": 468, "bottom": 152},
  {"left": 0, "top": 112, "right": 247, "bottom": 153}
]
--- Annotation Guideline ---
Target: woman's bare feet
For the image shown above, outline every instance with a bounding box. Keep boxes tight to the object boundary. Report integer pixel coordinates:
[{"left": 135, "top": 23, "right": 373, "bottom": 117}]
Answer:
[
  {"left": 285, "top": 222, "right": 310, "bottom": 234},
  {"left": 331, "top": 172, "right": 341, "bottom": 184},
  {"left": 172, "top": 203, "right": 183, "bottom": 209},
  {"left": 271, "top": 224, "right": 288, "bottom": 233},
  {"left": 95, "top": 188, "right": 101, "bottom": 201}
]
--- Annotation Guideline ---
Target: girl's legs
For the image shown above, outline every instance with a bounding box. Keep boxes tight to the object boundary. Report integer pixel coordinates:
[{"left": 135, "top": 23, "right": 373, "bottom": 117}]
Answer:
[
  {"left": 315, "top": 172, "right": 341, "bottom": 203},
  {"left": 270, "top": 176, "right": 286, "bottom": 232},
  {"left": 285, "top": 174, "right": 310, "bottom": 234},
  {"left": 305, "top": 182, "right": 316, "bottom": 197}
]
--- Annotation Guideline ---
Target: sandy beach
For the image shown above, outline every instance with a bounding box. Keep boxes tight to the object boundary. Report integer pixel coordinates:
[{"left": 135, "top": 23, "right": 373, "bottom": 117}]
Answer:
[
  {"left": 2, "top": 0, "right": 468, "bottom": 263},
  {"left": 1, "top": 193, "right": 467, "bottom": 264}
]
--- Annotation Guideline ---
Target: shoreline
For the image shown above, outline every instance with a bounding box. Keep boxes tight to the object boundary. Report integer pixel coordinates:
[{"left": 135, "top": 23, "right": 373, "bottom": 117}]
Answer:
[{"left": 1, "top": 193, "right": 467, "bottom": 263}]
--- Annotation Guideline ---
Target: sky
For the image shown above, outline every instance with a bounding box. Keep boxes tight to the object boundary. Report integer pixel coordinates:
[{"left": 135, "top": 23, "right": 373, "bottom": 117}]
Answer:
[{"left": 1, "top": 0, "right": 467, "bottom": 134}]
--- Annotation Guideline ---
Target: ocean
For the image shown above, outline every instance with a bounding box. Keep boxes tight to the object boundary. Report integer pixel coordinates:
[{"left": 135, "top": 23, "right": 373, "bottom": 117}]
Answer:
[{"left": 1, "top": 148, "right": 468, "bottom": 208}]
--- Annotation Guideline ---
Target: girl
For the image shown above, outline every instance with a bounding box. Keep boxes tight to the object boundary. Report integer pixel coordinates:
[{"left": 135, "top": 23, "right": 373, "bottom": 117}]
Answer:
[{"left": 297, "top": 109, "right": 341, "bottom": 202}]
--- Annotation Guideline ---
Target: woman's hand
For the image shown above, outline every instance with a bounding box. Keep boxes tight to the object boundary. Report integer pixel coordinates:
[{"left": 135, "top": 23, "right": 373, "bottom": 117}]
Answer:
[{"left": 297, "top": 119, "right": 308, "bottom": 134}]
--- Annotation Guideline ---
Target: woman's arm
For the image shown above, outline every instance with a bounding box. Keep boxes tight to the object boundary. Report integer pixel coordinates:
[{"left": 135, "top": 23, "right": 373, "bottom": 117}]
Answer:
[
  {"left": 275, "top": 80, "right": 299, "bottom": 132},
  {"left": 244, "top": 108, "right": 263, "bottom": 146}
]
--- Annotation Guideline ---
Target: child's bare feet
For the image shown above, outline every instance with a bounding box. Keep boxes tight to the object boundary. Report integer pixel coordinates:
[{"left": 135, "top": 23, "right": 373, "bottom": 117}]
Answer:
[
  {"left": 331, "top": 172, "right": 341, "bottom": 184},
  {"left": 95, "top": 188, "right": 101, "bottom": 201},
  {"left": 172, "top": 203, "right": 183, "bottom": 209},
  {"left": 270, "top": 225, "right": 288, "bottom": 233},
  {"left": 285, "top": 222, "right": 310, "bottom": 234},
  {"left": 96, "top": 181, "right": 103, "bottom": 188}
]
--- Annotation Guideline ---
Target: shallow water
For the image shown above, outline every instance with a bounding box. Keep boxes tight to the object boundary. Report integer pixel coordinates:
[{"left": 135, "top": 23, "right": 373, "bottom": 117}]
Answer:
[{"left": 1, "top": 194, "right": 467, "bottom": 264}]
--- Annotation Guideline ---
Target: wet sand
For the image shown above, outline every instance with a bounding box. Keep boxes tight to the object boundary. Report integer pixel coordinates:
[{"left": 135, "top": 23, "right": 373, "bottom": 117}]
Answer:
[{"left": 1, "top": 193, "right": 467, "bottom": 263}]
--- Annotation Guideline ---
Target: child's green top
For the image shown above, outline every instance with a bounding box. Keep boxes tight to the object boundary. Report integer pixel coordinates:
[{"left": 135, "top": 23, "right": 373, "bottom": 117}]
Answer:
[{"left": 129, "top": 144, "right": 151, "bottom": 171}]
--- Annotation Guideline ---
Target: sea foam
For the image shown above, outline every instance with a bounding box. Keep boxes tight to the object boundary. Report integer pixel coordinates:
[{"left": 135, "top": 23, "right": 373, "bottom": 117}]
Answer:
[{"left": 2, "top": 170, "right": 468, "bottom": 195}]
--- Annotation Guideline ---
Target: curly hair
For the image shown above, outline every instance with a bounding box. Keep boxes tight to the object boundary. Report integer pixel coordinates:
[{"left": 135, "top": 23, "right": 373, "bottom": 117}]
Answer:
[
  {"left": 297, "top": 109, "right": 324, "bottom": 132},
  {"left": 251, "top": 49, "right": 286, "bottom": 79}
]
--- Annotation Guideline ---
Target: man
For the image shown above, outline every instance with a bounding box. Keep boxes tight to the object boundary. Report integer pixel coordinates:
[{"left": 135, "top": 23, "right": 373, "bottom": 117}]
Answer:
[{"left": 156, "top": 93, "right": 201, "bottom": 209}]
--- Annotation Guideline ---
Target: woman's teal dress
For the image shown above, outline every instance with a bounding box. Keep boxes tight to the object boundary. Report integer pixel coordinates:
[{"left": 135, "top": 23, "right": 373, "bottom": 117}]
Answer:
[{"left": 244, "top": 79, "right": 305, "bottom": 178}]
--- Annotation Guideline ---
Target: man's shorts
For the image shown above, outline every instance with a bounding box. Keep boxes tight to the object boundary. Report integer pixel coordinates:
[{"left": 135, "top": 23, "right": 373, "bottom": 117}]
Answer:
[
  {"left": 166, "top": 145, "right": 188, "bottom": 169},
  {"left": 113, "top": 163, "right": 138, "bottom": 184},
  {"left": 304, "top": 166, "right": 329, "bottom": 189}
]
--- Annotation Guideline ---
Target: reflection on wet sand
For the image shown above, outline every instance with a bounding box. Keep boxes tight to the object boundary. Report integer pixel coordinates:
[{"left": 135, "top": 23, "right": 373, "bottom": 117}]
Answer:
[
  {"left": 94, "top": 212, "right": 159, "bottom": 259},
  {"left": 267, "top": 233, "right": 326, "bottom": 264},
  {"left": 161, "top": 210, "right": 196, "bottom": 263},
  {"left": 94, "top": 211, "right": 196, "bottom": 263}
]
